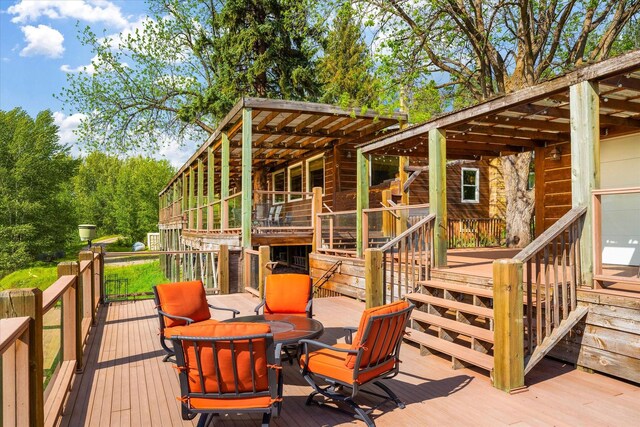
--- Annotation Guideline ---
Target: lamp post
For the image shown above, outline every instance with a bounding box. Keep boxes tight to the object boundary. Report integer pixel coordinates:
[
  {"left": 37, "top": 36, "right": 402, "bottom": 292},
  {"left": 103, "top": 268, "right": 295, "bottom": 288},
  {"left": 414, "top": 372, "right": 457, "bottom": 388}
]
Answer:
[{"left": 78, "top": 224, "right": 97, "bottom": 247}]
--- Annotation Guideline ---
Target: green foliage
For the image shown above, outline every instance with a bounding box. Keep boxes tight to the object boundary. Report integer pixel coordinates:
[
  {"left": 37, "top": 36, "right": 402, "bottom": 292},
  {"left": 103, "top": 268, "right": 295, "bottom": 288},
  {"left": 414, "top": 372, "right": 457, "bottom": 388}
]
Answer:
[
  {"left": 59, "top": 0, "right": 324, "bottom": 152},
  {"left": 74, "top": 153, "right": 174, "bottom": 242},
  {"left": 318, "top": 2, "right": 379, "bottom": 108},
  {"left": 0, "top": 109, "right": 78, "bottom": 275}
]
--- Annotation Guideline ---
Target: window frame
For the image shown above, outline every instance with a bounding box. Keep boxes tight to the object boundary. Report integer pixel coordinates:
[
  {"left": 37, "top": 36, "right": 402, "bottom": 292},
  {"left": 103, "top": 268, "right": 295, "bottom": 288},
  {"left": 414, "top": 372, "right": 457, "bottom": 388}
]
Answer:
[
  {"left": 287, "top": 162, "right": 303, "bottom": 202},
  {"left": 271, "top": 169, "right": 285, "bottom": 205},
  {"left": 461, "top": 167, "right": 480, "bottom": 203},
  {"left": 305, "top": 154, "right": 325, "bottom": 197}
]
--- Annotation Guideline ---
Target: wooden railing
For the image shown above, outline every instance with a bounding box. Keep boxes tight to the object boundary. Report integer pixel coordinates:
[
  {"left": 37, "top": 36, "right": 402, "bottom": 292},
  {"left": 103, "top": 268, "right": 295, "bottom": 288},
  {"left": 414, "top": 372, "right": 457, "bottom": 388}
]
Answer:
[
  {"left": 448, "top": 218, "right": 505, "bottom": 248},
  {"left": 315, "top": 210, "right": 359, "bottom": 257},
  {"left": 222, "top": 192, "right": 243, "bottom": 231},
  {"left": 0, "top": 316, "right": 30, "bottom": 426},
  {"left": 379, "top": 214, "right": 436, "bottom": 303},
  {"left": 362, "top": 203, "right": 430, "bottom": 250},
  {"left": 592, "top": 186, "right": 640, "bottom": 288},
  {"left": 0, "top": 248, "right": 104, "bottom": 427},
  {"left": 492, "top": 206, "right": 586, "bottom": 392},
  {"left": 159, "top": 199, "right": 183, "bottom": 224},
  {"left": 253, "top": 190, "right": 314, "bottom": 232}
]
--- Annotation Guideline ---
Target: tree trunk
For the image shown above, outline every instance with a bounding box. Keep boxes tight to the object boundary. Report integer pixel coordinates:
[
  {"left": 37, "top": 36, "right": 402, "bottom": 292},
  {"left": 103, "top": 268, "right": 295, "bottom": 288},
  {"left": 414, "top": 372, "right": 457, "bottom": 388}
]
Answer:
[{"left": 501, "top": 152, "right": 534, "bottom": 248}]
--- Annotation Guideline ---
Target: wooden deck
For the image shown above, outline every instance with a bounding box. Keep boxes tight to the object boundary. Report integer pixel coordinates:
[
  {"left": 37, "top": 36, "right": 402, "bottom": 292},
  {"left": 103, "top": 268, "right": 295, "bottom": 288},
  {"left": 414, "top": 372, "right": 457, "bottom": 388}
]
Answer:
[{"left": 58, "top": 293, "right": 639, "bottom": 427}]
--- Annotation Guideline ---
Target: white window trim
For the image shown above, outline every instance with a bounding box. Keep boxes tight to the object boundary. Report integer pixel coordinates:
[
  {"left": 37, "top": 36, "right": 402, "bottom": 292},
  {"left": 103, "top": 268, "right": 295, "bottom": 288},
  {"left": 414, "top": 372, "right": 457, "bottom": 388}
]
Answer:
[
  {"left": 305, "top": 154, "right": 325, "bottom": 198},
  {"left": 461, "top": 167, "right": 480, "bottom": 203},
  {"left": 287, "top": 162, "right": 303, "bottom": 202},
  {"left": 271, "top": 169, "right": 285, "bottom": 205}
]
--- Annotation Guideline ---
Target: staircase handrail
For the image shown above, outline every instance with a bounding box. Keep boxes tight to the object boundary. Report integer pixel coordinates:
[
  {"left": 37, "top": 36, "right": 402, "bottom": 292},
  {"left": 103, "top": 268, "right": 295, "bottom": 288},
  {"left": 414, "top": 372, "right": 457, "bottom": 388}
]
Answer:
[
  {"left": 313, "top": 260, "right": 342, "bottom": 295},
  {"left": 380, "top": 214, "right": 436, "bottom": 252},
  {"left": 514, "top": 206, "right": 586, "bottom": 263}
]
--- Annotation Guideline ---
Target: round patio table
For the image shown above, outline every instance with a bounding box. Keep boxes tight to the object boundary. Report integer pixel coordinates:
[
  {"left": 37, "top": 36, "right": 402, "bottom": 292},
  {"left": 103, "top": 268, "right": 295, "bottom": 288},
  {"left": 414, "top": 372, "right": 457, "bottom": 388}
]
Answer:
[{"left": 223, "top": 314, "right": 323, "bottom": 345}]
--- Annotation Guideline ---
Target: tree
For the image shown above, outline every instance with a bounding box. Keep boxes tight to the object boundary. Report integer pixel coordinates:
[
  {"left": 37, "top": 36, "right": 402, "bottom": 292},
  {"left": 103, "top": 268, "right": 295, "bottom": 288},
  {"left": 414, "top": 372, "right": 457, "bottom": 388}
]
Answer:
[
  {"left": 318, "top": 2, "right": 379, "bottom": 107},
  {"left": 0, "top": 109, "right": 78, "bottom": 274},
  {"left": 362, "top": 0, "right": 640, "bottom": 246},
  {"left": 112, "top": 157, "right": 175, "bottom": 242},
  {"left": 59, "top": 0, "right": 323, "bottom": 152}
]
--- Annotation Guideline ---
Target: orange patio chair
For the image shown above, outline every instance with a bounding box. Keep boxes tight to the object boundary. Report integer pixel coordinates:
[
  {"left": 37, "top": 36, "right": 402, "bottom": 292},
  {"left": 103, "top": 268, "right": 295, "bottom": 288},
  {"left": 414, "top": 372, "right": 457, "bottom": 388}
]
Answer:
[
  {"left": 170, "top": 323, "right": 283, "bottom": 427},
  {"left": 254, "top": 273, "right": 313, "bottom": 318},
  {"left": 153, "top": 280, "right": 240, "bottom": 362},
  {"left": 298, "top": 300, "right": 414, "bottom": 427}
]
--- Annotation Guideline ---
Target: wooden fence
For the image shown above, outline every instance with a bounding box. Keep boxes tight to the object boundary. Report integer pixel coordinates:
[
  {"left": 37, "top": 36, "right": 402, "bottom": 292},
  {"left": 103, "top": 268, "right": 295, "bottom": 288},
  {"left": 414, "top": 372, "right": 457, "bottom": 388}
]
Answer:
[{"left": 448, "top": 218, "right": 505, "bottom": 248}]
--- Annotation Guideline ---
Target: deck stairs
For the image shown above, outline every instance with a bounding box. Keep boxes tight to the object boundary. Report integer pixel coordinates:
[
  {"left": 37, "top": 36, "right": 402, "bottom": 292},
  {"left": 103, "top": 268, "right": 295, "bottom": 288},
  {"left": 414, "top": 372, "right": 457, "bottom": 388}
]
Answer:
[{"left": 405, "top": 275, "right": 496, "bottom": 374}]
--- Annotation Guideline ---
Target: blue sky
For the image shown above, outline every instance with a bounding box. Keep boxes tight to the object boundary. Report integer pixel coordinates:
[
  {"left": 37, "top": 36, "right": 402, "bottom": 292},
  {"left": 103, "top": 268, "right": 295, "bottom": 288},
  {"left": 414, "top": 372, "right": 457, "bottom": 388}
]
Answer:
[{"left": 0, "top": 0, "right": 194, "bottom": 166}]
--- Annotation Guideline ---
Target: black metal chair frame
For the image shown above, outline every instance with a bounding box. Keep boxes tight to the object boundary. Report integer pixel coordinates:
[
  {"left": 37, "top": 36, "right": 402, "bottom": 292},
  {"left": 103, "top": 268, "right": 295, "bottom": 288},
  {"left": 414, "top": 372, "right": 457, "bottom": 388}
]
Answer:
[
  {"left": 152, "top": 285, "right": 240, "bottom": 362},
  {"left": 298, "top": 303, "right": 414, "bottom": 427},
  {"left": 171, "top": 332, "right": 283, "bottom": 427}
]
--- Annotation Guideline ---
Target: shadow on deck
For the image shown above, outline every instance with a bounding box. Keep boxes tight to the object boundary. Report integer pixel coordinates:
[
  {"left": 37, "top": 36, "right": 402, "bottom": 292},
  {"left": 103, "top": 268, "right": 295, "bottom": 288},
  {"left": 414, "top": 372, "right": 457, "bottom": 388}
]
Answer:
[{"left": 59, "top": 294, "right": 639, "bottom": 426}]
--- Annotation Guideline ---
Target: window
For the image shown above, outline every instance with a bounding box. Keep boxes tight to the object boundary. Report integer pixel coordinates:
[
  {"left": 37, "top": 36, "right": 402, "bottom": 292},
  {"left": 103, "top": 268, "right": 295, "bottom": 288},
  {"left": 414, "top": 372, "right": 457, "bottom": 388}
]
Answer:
[
  {"left": 461, "top": 168, "right": 479, "bottom": 203},
  {"left": 370, "top": 156, "right": 399, "bottom": 186},
  {"left": 272, "top": 169, "right": 285, "bottom": 204},
  {"left": 288, "top": 163, "right": 303, "bottom": 201},
  {"left": 306, "top": 155, "right": 325, "bottom": 194}
]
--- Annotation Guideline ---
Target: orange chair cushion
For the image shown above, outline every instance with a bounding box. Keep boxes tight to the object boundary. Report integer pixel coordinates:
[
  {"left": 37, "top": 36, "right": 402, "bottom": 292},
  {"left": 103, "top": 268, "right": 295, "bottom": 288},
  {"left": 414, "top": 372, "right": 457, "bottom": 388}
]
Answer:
[
  {"left": 156, "top": 281, "right": 211, "bottom": 327},
  {"left": 176, "top": 323, "right": 272, "bottom": 394},
  {"left": 188, "top": 395, "right": 273, "bottom": 410},
  {"left": 164, "top": 319, "right": 219, "bottom": 338},
  {"left": 300, "top": 343, "right": 396, "bottom": 385},
  {"left": 264, "top": 274, "right": 311, "bottom": 315},
  {"left": 345, "top": 300, "right": 410, "bottom": 369}
]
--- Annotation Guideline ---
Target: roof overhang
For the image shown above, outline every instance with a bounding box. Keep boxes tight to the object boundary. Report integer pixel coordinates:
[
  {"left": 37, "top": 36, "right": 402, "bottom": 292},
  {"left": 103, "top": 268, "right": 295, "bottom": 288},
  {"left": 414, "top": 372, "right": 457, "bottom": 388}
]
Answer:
[{"left": 361, "top": 49, "right": 640, "bottom": 160}]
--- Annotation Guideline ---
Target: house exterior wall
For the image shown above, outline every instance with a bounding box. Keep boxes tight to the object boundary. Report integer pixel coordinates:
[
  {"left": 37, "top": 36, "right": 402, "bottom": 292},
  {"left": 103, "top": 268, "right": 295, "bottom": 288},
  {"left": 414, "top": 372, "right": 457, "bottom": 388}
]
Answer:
[{"left": 599, "top": 133, "right": 640, "bottom": 266}]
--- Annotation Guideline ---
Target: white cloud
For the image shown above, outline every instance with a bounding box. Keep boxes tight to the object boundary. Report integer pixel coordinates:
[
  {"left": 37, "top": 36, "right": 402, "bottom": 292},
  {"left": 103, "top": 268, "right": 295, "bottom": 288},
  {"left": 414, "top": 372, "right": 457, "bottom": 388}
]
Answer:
[
  {"left": 53, "top": 111, "right": 86, "bottom": 156},
  {"left": 8, "top": 0, "right": 130, "bottom": 30},
  {"left": 61, "top": 55, "right": 98, "bottom": 74},
  {"left": 156, "top": 140, "right": 199, "bottom": 168},
  {"left": 19, "top": 25, "right": 64, "bottom": 58}
]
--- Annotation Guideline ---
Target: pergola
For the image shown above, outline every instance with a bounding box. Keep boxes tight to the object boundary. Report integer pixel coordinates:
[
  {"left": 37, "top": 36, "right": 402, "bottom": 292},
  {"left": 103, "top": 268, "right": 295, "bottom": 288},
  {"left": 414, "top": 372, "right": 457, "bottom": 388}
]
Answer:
[
  {"left": 358, "top": 49, "right": 640, "bottom": 273},
  {"left": 159, "top": 97, "right": 407, "bottom": 247}
]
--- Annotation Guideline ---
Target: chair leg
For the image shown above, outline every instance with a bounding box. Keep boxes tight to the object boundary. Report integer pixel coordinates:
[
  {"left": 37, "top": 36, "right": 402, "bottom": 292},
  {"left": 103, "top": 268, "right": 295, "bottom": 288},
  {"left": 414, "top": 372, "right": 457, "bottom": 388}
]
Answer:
[
  {"left": 343, "top": 398, "right": 375, "bottom": 427},
  {"left": 373, "top": 380, "right": 405, "bottom": 409},
  {"left": 196, "top": 413, "right": 212, "bottom": 427},
  {"left": 261, "top": 412, "right": 272, "bottom": 427},
  {"left": 160, "top": 337, "right": 174, "bottom": 362}
]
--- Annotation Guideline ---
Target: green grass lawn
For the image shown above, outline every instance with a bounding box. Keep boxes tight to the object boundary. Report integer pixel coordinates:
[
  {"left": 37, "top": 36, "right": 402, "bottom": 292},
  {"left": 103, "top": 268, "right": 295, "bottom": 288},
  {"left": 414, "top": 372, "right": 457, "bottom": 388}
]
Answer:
[
  {"left": 1, "top": 259, "right": 168, "bottom": 296},
  {"left": 104, "top": 260, "right": 168, "bottom": 296},
  {"left": 0, "top": 266, "right": 59, "bottom": 291}
]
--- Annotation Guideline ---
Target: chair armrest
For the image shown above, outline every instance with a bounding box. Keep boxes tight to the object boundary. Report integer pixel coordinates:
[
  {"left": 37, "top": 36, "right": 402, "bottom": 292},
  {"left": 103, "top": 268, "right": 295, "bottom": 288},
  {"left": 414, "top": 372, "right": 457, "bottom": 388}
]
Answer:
[
  {"left": 208, "top": 304, "right": 240, "bottom": 318},
  {"left": 343, "top": 327, "right": 358, "bottom": 344},
  {"left": 157, "top": 310, "right": 195, "bottom": 325},
  {"left": 298, "top": 338, "right": 359, "bottom": 372},
  {"left": 254, "top": 300, "right": 266, "bottom": 315},
  {"left": 305, "top": 299, "right": 313, "bottom": 316},
  {"left": 274, "top": 343, "right": 283, "bottom": 365}
]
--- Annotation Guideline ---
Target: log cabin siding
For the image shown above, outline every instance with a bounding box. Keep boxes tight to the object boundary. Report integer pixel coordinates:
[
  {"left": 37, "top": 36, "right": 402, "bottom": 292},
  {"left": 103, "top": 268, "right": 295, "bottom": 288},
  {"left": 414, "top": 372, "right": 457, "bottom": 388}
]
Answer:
[{"left": 535, "top": 141, "right": 572, "bottom": 235}]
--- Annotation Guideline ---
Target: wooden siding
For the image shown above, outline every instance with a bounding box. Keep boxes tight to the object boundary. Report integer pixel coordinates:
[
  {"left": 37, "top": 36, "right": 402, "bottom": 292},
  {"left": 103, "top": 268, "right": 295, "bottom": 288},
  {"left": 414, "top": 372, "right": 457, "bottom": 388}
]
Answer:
[
  {"left": 56, "top": 293, "right": 639, "bottom": 426},
  {"left": 535, "top": 141, "right": 572, "bottom": 234}
]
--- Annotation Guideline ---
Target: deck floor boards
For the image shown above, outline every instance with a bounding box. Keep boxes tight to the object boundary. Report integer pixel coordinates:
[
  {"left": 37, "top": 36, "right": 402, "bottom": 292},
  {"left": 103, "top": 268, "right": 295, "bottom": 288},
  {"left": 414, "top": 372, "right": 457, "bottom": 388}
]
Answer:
[{"left": 58, "top": 294, "right": 639, "bottom": 426}]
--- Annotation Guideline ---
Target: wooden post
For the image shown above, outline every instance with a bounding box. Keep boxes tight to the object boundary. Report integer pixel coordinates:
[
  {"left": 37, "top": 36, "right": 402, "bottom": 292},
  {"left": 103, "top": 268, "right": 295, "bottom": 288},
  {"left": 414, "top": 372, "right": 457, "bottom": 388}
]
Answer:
[
  {"left": 570, "top": 81, "right": 599, "bottom": 287},
  {"left": 429, "top": 128, "right": 447, "bottom": 267},
  {"left": 0, "top": 288, "right": 44, "bottom": 427},
  {"left": 381, "top": 189, "right": 392, "bottom": 237},
  {"left": 182, "top": 172, "right": 188, "bottom": 224},
  {"left": 188, "top": 167, "right": 195, "bottom": 230},
  {"left": 534, "top": 146, "right": 546, "bottom": 238},
  {"left": 492, "top": 259, "right": 525, "bottom": 392},
  {"left": 399, "top": 156, "right": 409, "bottom": 205},
  {"left": 221, "top": 132, "right": 230, "bottom": 230},
  {"left": 356, "top": 148, "right": 370, "bottom": 258},
  {"left": 241, "top": 108, "right": 253, "bottom": 248},
  {"left": 208, "top": 146, "right": 215, "bottom": 231},
  {"left": 79, "top": 251, "right": 95, "bottom": 325},
  {"left": 197, "top": 157, "right": 204, "bottom": 230},
  {"left": 258, "top": 246, "right": 271, "bottom": 299},
  {"left": 311, "top": 187, "right": 323, "bottom": 253},
  {"left": 217, "top": 244, "right": 229, "bottom": 294},
  {"left": 365, "top": 248, "right": 384, "bottom": 308},
  {"left": 58, "top": 262, "right": 84, "bottom": 373},
  {"left": 92, "top": 245, "right": 105, "bottom": 306}
]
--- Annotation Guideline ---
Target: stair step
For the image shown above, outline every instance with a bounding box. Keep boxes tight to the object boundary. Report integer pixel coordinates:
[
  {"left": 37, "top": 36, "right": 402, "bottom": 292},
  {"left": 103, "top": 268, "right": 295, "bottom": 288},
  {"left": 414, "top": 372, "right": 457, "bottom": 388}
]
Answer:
[
  {"left": 431, "top": 269, "right": 493, "bottom": 287},
  {"left": 406, "top": 293, "right": 494, "bottom": 319},
  {"left": 405, "top": 328, "right": 494, "bottom": 371},
  {"left": 412, "top": 311, "right": 494, "bottom": 343},
  {"left": 418, "top": 280, "right": 493, "bottom": 299}
]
